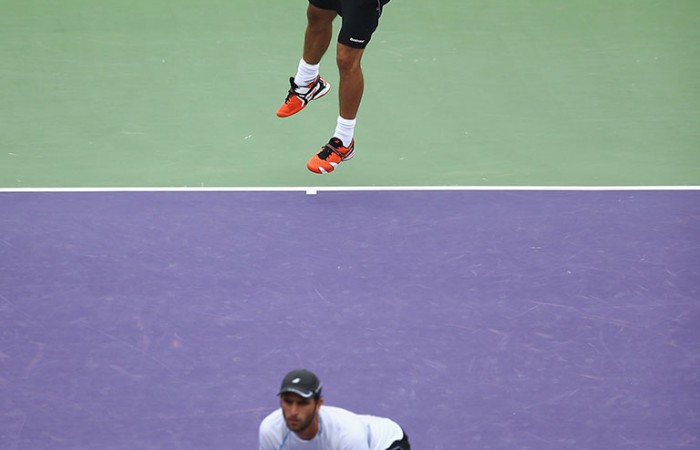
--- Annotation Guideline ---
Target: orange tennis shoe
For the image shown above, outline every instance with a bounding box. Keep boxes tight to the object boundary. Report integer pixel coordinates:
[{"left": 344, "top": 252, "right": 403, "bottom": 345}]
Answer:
[
  {"left": 307, "top": 137, "right": 355, "bottom": 174},
  {"left": 276, "top": 76, "right": 330, "bottom": 118}
]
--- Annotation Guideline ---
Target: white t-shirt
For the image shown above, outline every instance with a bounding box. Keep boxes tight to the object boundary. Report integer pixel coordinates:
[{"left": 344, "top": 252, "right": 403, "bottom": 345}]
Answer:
[{"left": 259, "top": 405, "right": 404, "bottom": 450}]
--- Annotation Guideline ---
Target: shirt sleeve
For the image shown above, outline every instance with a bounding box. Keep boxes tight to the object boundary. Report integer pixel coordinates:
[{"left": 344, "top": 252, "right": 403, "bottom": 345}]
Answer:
[
  {"left": 338, "top": 435, "right": 371, "bottom": 450},
  {"left": 258, "top": 415, "right": 280, "bottom": 450},
  {"left": 336, "top": 423, "right": 372, "bottom": 450}
]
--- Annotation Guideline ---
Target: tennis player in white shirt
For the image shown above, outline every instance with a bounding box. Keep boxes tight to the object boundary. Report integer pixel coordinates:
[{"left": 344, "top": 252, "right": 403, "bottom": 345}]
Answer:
[{"left": 259, "top": 369, "right": 411, "bottom": 450}]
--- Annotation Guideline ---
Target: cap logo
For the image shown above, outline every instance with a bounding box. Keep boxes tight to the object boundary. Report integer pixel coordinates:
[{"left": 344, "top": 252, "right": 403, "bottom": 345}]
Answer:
[{"left": 292, "top": 378, "right": 301, "bottom": 384}]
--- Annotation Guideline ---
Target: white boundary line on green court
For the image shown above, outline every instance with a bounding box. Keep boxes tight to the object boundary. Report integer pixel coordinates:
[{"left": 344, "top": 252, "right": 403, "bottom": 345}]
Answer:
[{"left": 0, "top": 186, "right": 699, "bottom": 194}]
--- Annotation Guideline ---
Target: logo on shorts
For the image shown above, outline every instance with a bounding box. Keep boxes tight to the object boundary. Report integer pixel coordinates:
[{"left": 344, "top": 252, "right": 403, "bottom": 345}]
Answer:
[{"left": 349, "top": 38, "right": 366, "bottom": 44}]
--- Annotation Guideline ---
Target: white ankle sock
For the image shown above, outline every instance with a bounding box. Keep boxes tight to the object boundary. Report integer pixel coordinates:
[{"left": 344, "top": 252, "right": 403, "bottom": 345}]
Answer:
[
  {"left": 334, "top": 116, "right": 356, "bottom": 147},
  {"left": 294, "top": 59, "right": 320, "bottom": 92}
]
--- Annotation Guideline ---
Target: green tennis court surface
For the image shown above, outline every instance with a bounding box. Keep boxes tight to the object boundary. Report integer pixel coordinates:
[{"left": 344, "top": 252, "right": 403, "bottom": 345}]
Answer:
[{"left": 2, "top": 0, "right": 699, "bottom": 187}]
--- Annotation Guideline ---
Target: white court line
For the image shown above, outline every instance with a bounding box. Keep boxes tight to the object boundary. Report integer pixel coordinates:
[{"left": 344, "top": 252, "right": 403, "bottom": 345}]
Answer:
[{"left": 0, "top": 186, "right": 699, "bottom": 193}]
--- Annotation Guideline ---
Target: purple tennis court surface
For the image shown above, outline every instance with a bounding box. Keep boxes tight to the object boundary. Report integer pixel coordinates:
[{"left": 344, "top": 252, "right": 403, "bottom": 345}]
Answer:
[{"left": 1, "top": 189, "right": 699, "bottom": 449}]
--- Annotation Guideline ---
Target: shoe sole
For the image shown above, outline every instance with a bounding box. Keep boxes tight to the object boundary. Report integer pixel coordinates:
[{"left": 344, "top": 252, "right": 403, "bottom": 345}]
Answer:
[
  {"left": 308, "top": 144, "right": 355, "bottom": 174},
  {"left": 310, "top": 82, "right": 331, "bottom": 102}
]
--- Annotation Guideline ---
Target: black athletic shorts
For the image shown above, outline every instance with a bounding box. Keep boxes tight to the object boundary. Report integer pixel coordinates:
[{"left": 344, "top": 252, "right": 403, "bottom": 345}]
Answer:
[
  {"left": 385, "top": 432, "right": 411, "bottom": 450},
  {"left": 308, "top": 0, "right": 391, "bottom": 48}
]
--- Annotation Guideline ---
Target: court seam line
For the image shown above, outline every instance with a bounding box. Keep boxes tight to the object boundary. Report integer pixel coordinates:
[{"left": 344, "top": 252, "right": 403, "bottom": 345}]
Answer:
[{"left": 0, "top": 186, "right": 699, "bottom": 193}]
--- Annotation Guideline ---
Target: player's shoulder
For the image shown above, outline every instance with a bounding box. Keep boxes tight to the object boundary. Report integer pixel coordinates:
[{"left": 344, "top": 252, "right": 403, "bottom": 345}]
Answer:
[
  {"left": 320, "top": 406, "right": 367, "bottom": 432},
  {"left": 259, "top": 408, "right": 284, "bottom": 432},
  {"left": 318, "top": 406, "right": 369, "bottom": 446},
  {"left": 320, "top": 405, "right": 360, "bottom": 420},
  {"left": 324, "top": 406, "right": 403, "bottom": 443},
  {"left": 259, "top": 409, "right": 287, "bottom": 450}
]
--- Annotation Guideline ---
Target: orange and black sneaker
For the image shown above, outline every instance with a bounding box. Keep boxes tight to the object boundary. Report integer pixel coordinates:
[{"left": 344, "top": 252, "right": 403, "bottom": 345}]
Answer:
[
  {"left": 276, "top": 75, "right": 330, "bottom": 118},
  {"left": 307, "top": 137, "right": 355, "bottom": 174}
]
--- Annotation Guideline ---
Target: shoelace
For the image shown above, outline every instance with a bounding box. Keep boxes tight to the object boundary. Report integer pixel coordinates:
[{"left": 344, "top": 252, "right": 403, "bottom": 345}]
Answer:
[
  {"left": 284, "top": 78, "right": 312, "bottom": 103},
  {"left": 317, "top": 139, "right": 344, "bottom": 160}
]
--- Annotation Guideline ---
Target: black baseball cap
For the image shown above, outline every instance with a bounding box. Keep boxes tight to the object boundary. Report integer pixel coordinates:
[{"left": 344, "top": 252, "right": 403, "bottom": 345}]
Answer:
[{"left": 278, "top": 369, "right": 323, "bottom": 399}]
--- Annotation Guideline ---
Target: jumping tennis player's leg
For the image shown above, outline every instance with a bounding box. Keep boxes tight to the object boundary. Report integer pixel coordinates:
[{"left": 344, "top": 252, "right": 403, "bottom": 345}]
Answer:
[
  {"left": 303, "top": 2, "right": 337, "bottom": 65},
  {"left": 276, "top": 1, "right": 337, "bottom": 118},
  {"left": 334, "top": 0, "right": 387, "bottom": 139},
  {"left": 306, "top": 0, "right": 390, "bottom": 174},
  {"left": 336, "top": 44, "right": 364, "bottom": 121}
]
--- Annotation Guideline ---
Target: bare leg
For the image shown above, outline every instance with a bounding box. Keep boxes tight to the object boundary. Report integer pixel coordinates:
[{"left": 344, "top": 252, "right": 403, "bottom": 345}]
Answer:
[
  {"left": 336, "top": 43, "right": 365, "bottom": 120},
  {"left": 303, "top": 5, "right": 337, "bottom": 65}
]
